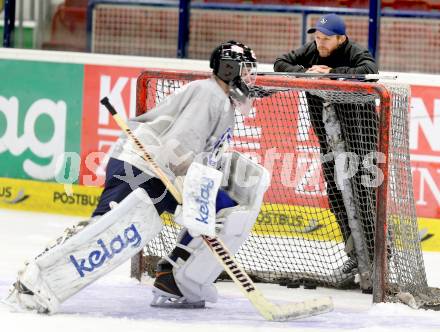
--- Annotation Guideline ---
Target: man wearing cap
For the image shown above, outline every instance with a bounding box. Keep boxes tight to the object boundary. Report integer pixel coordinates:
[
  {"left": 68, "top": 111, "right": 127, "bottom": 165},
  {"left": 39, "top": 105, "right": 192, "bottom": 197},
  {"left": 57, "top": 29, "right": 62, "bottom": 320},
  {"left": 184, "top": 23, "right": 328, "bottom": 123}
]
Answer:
[
  {"left": 274, "top": 13, "right": 378, "bottom": 75},
  {"left": 274, "top": 14, "right": 378, "bottom": 285}
]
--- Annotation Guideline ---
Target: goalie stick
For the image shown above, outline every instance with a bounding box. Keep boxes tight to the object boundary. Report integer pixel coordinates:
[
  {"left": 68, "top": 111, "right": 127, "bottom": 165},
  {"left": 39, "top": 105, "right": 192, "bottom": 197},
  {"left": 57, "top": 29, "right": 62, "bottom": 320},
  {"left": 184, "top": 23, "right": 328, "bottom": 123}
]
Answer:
[
  {"left": 100, "top": 97, "right": 334, "bottom": 321},
  {"left": 258, "top": 72, "right": 398, "bottom": 81}
]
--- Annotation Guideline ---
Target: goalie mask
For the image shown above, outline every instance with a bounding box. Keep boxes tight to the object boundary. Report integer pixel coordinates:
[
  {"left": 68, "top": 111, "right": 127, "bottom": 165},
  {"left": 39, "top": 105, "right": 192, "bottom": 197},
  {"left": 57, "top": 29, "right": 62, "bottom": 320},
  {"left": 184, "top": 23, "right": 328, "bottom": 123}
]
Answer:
[{"left": 210, "top": 40, "right": 257, "bottom": 116}]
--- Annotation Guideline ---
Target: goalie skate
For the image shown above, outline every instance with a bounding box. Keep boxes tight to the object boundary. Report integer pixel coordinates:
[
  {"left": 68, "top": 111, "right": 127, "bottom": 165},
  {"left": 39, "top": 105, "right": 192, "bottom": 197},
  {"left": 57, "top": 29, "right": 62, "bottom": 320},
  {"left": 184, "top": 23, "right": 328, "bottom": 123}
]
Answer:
[
  {"left": 151, "top": 271, "right": 205, "bottom": 309},
  {"left": 151, "top": 288, "right": 205, "bottom": 309},
  {"left": 2, "top": 259, "right": 60, "bottom": 314},
  {"left": 2, "top": 280, "right": 49, "bottom": 314}
]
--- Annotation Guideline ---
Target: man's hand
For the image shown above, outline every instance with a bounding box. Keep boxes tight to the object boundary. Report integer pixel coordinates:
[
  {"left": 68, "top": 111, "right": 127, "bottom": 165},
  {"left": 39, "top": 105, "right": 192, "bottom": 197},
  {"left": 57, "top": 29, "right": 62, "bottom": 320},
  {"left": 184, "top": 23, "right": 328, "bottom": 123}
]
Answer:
[{"left": 306, "top": 65, "right": 332, "bottom": 74}]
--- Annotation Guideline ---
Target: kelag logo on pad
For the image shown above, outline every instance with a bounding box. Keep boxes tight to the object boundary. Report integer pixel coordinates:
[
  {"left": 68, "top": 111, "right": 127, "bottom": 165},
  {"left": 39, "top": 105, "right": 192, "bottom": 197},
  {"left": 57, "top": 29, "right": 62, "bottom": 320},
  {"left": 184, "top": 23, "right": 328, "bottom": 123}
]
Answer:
[
  {"left": 195, "top": 177, "right": 215, "bottom": 225},
  {"left": 70, "top": 223, "right": 142, "bottom": 277}
]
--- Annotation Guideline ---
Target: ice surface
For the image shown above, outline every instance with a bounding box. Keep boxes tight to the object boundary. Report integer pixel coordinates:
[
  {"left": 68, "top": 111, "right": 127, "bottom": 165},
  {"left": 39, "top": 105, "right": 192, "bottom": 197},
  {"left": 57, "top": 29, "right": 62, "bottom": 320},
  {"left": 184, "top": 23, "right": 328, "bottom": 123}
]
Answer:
[{"left": 1, "top": 209, "right": 439, "bottom": 332}]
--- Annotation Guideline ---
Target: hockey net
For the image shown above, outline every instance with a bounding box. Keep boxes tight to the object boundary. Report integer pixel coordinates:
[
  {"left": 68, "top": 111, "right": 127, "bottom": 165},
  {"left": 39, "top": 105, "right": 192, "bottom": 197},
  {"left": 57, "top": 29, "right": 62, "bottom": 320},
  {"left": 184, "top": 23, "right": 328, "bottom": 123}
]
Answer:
[{"left": 131, "top": 69, "right": 440, "bottom": 309}]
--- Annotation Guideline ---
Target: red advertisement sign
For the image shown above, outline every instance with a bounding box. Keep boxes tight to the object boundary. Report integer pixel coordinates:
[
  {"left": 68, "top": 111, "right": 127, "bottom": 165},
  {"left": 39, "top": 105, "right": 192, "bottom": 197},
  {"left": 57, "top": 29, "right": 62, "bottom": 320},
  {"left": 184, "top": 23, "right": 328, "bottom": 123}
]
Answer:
[
  {"left": 80, "top": 65, "right": 143, "bottom": 186},
  {"left": 237, "top": 95, "right": 327, "bottom": 207},
  {"left": 410, "top": 85, "right": 440, "bottom": 218},
  {"left": 77, "top": 67, "right": 440, "bottom": 218}
]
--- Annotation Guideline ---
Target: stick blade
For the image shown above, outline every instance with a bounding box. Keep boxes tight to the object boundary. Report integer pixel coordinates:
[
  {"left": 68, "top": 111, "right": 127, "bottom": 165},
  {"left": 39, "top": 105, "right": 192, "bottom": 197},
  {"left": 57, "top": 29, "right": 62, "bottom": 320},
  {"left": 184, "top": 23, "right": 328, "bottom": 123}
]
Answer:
[{"left": 269, "top": 296, "right": 334, "bottom": 321}]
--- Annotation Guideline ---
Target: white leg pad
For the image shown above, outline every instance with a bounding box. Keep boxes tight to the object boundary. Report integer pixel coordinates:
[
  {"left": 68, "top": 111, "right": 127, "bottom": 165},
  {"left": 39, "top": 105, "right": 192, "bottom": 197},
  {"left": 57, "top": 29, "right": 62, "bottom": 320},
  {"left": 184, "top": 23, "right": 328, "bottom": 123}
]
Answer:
[
  {"left": 174, "top": 206, "right": 258, "bottom": 303},
  {"left": 6, "top": 188, "right": 163, "bottom": 313},
  {"left": 173, "top": 151, "right": 270, "bottom": 303}
]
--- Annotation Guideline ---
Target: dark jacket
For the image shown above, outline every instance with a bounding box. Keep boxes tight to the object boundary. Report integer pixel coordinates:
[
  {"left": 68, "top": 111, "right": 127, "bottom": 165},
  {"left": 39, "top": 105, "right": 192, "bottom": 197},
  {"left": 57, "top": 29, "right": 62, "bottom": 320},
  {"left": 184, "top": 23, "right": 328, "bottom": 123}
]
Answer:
[{"left": 273, "top": 38, "right": 378, "bottom": 75}]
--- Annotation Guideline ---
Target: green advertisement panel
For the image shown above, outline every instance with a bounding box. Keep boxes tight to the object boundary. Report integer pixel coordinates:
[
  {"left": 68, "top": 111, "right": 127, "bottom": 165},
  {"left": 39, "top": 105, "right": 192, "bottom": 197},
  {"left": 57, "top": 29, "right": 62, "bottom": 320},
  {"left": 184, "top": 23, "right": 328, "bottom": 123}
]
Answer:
[
  {"left": 0, "top": 60, "right": 83, "bottom": 181},
  {"left": 0, "top": 24, "right": 35, "bottom": 49}
]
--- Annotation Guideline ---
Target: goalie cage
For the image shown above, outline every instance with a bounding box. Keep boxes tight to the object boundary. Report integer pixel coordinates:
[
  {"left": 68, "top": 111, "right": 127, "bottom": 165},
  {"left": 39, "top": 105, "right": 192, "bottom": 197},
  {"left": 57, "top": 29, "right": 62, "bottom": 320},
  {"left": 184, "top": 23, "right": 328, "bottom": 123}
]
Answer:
[{"left": 130, "top": 69, "right": 440, "bottom": 310}]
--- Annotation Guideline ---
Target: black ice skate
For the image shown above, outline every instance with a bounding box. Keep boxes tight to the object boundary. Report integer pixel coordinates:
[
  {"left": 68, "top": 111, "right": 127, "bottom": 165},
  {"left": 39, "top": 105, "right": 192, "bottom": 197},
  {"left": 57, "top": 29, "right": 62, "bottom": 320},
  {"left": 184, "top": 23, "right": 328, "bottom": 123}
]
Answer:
[
  {"left": 151, "top": 270, "right": 205, "bottom": 309},
  {"left": 341, "top": 257, "right": 358, "bottom": 274}
]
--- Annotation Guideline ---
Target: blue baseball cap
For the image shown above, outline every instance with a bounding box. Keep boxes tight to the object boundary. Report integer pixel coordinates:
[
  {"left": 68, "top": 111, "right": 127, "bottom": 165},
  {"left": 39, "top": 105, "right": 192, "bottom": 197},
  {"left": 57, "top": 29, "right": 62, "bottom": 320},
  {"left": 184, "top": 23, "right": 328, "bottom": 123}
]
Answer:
[{"left": 307, "top": 14, "right": 346, "bottom": 36}]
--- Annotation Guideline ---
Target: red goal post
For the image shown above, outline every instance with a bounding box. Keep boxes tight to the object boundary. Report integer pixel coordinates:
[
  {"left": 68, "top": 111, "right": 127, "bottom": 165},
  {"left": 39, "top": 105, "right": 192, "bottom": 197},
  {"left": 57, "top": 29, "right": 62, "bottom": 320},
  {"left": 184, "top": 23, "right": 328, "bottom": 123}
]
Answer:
[{"left": 132, "top": 69, "right": 440, "bottom": 309}]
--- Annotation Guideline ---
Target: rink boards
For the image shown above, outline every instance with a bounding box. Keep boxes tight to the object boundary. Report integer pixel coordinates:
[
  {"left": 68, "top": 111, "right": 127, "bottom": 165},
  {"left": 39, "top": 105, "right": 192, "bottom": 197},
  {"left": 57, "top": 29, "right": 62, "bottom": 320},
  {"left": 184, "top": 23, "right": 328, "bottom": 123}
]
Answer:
[
  {"left": 0, "top": 176, "right": 439, "bottom": 252},
  {"left": 0, "top": 177, "right": 101, "bottom": 216}
]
